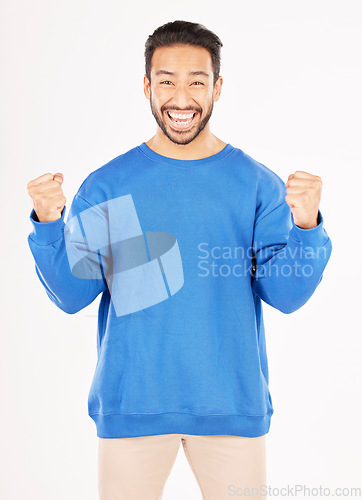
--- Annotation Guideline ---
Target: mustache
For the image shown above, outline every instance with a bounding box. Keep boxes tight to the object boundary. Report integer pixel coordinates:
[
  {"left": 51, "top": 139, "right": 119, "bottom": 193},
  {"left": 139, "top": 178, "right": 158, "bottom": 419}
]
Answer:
[{"left": 163, "top": 108, "right": 201, "bottom": 114}]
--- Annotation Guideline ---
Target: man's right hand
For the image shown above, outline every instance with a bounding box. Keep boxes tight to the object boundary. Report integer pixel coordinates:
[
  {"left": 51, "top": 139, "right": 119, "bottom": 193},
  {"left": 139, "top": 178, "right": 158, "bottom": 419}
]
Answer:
[{"left": 27, "top": 172, "right": 67, "bottom": 222}]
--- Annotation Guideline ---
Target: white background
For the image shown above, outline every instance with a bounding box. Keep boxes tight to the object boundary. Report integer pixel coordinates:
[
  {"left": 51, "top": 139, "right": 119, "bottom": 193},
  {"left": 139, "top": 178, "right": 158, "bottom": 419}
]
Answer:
[{"left": 1, "top": 0, "right": 361, "bottom": 498}]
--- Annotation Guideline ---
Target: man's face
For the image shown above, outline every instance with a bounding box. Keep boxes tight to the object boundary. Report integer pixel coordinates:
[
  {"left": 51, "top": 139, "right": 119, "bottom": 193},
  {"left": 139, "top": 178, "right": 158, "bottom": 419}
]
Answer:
[{"left": 144, "top": 45, "right": 222, "bottom": 146}]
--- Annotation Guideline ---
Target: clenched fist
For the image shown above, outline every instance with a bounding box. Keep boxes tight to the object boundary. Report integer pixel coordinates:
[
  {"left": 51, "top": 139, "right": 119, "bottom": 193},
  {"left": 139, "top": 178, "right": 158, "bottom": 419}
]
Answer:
[
  {"left": 27, "top": 172, "right": 67, "bottom": 223},
  {"left": 285, "top": 170, "right": 322, "bottom": 229}
]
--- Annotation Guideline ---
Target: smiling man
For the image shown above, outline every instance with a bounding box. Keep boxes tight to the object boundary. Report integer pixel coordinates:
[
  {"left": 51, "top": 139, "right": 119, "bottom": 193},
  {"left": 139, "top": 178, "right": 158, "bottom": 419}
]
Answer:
[
  {"left": 145, "top": 42, "right": 226, "bottom": 157},
  {"left": 27, "top": 20, "right": 332, "bottom": 500}
]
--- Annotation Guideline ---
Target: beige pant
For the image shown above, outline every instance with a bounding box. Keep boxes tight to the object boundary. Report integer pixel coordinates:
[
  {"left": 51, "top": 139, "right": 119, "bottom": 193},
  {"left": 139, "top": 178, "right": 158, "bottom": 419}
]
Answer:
[{"left": 98, "top": 433, "right": 267, "bottom": 499}]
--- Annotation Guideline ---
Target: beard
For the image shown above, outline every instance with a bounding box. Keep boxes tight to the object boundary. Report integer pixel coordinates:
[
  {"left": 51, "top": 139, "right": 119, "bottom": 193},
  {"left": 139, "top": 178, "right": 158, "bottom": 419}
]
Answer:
[{"left": 149, "top": 91, "right": 214, "bottom": 146}]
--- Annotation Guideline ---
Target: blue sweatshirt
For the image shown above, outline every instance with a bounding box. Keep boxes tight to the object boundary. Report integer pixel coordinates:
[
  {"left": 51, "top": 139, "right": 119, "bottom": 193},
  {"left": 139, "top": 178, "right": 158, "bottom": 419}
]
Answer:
[{"left": 27, "top": 142, "right": 332, "bottom": 438}]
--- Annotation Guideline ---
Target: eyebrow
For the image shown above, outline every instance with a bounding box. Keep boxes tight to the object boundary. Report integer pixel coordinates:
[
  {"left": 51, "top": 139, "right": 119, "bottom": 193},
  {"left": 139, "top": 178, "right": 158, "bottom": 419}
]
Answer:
[{"left": 155, "top": 70, "right": 210, "bottom": 78}]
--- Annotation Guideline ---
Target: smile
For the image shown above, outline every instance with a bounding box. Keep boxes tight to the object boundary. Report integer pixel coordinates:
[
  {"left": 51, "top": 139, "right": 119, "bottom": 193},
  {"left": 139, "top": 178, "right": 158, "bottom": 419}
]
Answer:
[{"left": 165, "top": 110, "right": 198, "bottom": 130}]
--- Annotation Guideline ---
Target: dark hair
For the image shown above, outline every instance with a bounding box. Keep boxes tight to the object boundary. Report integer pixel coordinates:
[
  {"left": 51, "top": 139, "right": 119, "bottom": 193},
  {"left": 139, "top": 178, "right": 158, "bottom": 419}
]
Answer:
[{"left": 144, "top": 20, "right": 223, "bottom": 87}]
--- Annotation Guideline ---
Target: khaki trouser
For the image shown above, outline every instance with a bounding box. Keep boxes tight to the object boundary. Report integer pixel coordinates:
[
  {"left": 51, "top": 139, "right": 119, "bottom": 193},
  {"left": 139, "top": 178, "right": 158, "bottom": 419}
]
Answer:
[{"left": 98, "top": 433, "right": 267, "bottom": 499}]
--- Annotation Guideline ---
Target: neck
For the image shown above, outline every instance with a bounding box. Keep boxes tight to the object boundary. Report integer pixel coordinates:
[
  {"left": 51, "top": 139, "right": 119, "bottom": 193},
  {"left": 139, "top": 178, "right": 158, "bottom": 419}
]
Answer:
[{"left": 145, "top": 130, "right": 228, "bottom": 161}]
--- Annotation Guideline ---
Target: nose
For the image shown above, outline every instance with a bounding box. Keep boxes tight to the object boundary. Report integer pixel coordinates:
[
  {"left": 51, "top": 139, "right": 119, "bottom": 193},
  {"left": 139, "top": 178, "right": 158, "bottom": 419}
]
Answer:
[{"left": 170, "top": 85, "right": 196, "bottom": 110}]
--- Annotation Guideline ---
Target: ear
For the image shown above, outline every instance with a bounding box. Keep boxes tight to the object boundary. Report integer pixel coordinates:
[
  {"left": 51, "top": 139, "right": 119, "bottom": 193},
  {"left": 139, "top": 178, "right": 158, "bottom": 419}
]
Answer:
[
  {"left": 213, "top": 76, "right": 223, "bottom": 102},
  {"left": 143, "top": 75, "right": 151, "bottom": 100}
]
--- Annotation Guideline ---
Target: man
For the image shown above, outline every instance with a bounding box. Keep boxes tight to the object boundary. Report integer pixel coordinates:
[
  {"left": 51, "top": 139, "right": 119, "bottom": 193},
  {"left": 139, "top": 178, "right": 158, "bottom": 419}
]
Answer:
[{"left": 27, "top": 20, "right": 332, "bottom": 500}]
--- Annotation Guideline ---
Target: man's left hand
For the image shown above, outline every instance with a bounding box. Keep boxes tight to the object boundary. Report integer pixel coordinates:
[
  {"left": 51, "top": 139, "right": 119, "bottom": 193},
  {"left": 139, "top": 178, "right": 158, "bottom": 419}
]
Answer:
[{"left": 284, "top": 170, "right": 322, "bottom": 229}]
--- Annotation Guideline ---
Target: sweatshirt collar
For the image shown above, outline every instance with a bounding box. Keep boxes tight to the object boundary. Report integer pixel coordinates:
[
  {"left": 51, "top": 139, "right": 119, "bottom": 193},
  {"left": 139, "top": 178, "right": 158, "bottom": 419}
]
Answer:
[{"left": 137, "top": 141, "right": 235, "bottom": 168}]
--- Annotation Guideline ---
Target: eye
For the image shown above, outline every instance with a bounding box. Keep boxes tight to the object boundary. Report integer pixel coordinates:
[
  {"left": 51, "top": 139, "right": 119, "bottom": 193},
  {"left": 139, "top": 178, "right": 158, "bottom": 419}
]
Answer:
[{"left": 159, "top": 81, "right": 204, "bottom": 86}]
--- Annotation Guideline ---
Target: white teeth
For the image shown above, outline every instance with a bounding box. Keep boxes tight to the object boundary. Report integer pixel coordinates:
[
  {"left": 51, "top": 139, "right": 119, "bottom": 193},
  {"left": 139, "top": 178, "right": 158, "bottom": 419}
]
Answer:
[
  {"left": 174, "top": 119, "right": 192, "bottom": 125},
  {"left": 168, "top": 112, "right": 195, "bottom": 119}
]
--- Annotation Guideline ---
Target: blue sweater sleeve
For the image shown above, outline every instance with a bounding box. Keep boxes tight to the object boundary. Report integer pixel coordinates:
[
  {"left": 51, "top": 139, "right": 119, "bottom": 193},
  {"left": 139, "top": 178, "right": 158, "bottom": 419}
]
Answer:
[
  {"left": 251, "top": 173, "right": 333, "bottom": 314},
  {"left": 27, "top": 193, "right": 108, "bottom": 314}
]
